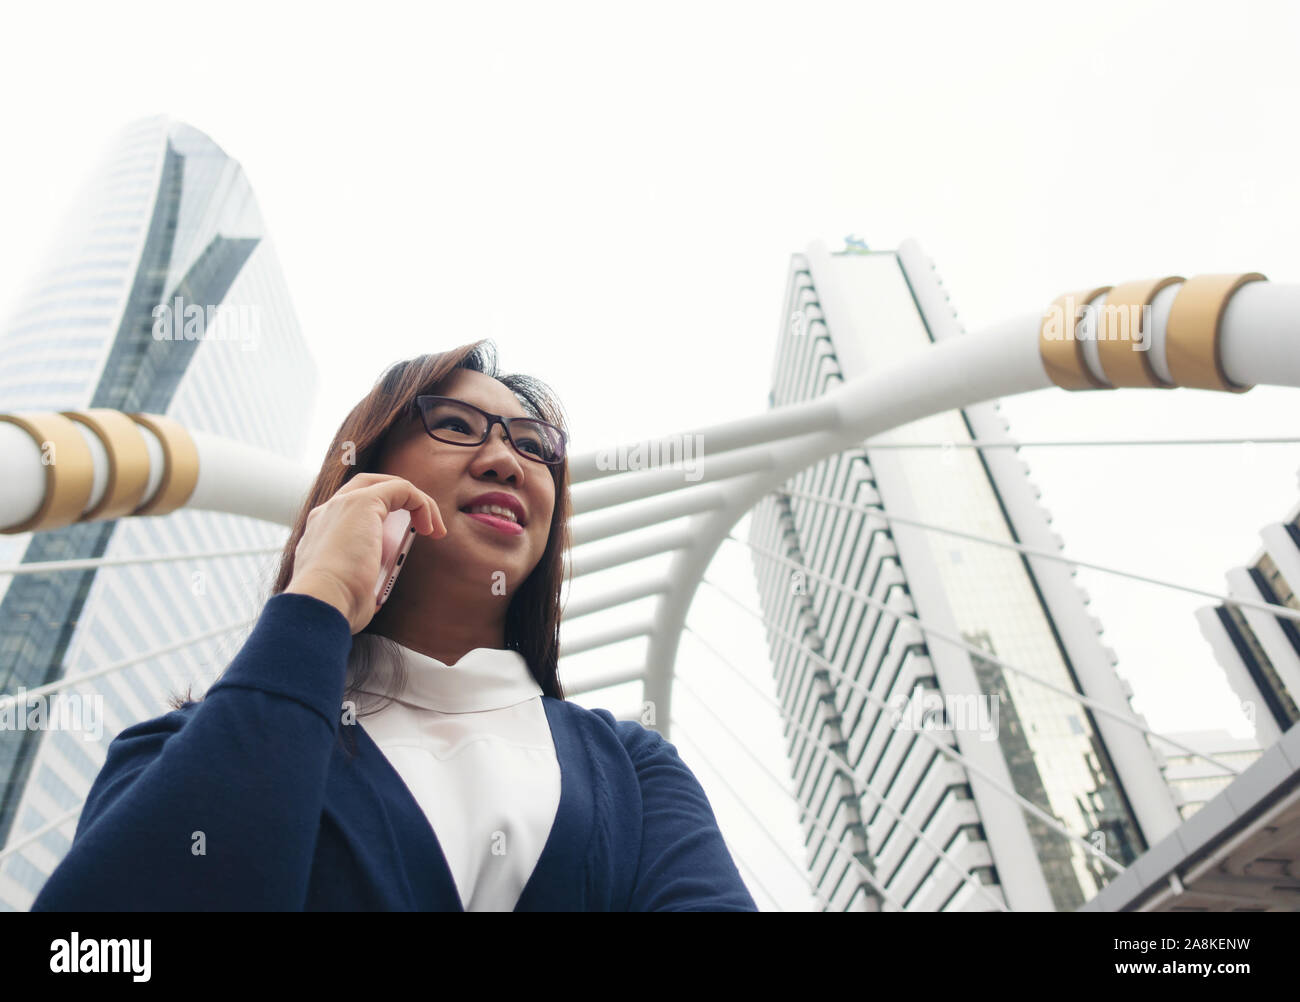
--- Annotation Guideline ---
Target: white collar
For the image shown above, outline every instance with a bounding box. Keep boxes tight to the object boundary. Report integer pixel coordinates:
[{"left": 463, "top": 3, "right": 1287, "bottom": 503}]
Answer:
[{"left": 348, "top": 633, "right": 542, "bottom": 713}]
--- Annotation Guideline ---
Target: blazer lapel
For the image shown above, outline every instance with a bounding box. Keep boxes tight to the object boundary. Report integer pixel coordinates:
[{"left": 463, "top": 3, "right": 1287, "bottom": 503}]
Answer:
[
  {"left": 334, "top": 696, "right": 593, "bottom": 911},
  {"left": 344, "top": 721, "right": 465, "bottom": 911},
  {"left": 514, "top": 697, "right": 594, "bottom": 911}
]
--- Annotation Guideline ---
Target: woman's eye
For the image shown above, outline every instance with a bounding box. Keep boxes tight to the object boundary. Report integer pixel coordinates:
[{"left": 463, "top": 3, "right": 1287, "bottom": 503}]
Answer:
[
  {"left": 435, "top": 418, "right": 470, "bottom": 432},
  {"left": 513, "top": 435, "right": 546, "bottom": 456}
]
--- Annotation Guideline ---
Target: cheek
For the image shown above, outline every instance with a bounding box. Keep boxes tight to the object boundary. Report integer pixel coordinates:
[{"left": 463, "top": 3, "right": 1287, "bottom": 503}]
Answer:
[
  {"left": 420, "top": 455, "right": 464, "bottom": 501},
  {"left": 537, "top": 487, "right": 557, "bottom": 528},
  {"left": 529, "top": 500, "right": 555, "bottom": 546}
]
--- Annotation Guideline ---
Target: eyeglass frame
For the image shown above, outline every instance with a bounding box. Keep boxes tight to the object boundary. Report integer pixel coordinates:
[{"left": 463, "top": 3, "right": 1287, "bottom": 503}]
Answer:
[{"left": 408, "top": 395, "right": 568, "bottom": 466}]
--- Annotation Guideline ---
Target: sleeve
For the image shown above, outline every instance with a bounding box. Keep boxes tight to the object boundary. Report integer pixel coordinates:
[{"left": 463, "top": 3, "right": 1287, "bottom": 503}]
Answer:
[
  {"left": 30, "top": 591, "right": 353, "bottom": 912},
  {"left": 595, "top": 710, "right": 758, "bottom": 912}
]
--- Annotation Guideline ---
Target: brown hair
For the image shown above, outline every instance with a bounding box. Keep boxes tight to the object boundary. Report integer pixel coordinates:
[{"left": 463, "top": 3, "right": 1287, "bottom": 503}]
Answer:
[{"left": 167, "top": 340, "right": 572, "bottom": 744}]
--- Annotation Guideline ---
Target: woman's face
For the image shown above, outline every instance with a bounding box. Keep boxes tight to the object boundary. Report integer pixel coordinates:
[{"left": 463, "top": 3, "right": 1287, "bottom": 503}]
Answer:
[{"left": 371, "top": 368, "right": 558, "bottom": 600}]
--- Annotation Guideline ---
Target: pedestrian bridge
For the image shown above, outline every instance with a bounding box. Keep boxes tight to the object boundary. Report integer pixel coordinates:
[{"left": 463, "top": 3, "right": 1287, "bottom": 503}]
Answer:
[{"left": 3, "top": 239, "right": 1298, "bottom": 910}]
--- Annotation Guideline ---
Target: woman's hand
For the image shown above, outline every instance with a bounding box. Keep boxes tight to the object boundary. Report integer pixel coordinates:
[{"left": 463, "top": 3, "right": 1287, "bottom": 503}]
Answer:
[{"left": 284, "top": 473, "right": 446, "bottom": 634}]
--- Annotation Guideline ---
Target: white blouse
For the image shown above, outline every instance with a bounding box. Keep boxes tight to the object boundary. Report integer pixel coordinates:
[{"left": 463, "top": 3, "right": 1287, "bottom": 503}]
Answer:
[{"left": 346, "top": 633, "right": 561, "bottom": 911}]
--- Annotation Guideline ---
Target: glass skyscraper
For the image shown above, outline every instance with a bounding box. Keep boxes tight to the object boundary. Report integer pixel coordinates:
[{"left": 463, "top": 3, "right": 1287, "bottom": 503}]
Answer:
[
  {"left": 748, "top": 240, "right": 1184, "bottom": 910},
  {"left": 0, "top": 115, "right": 316, "bottom": 909},
  {"left": 1196, "top": 494, "right": 1300, "bottom": 745}
]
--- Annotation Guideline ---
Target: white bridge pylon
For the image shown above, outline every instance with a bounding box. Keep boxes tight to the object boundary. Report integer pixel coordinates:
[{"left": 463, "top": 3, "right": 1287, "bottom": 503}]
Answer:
[{"left": 2, "top": 242, "right": 1298, "bottom": 740}]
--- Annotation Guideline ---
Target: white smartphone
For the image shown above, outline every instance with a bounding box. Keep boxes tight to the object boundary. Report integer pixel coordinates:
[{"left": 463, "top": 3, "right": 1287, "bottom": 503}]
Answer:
[{"left": 373, "top": 508, "right": 418, "bottom": 610}]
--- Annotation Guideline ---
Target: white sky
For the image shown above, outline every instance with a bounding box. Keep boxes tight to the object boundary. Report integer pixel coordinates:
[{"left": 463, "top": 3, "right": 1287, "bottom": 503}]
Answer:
[{"left": 1, "top": 0, "right": 1298, "bottom": 911}]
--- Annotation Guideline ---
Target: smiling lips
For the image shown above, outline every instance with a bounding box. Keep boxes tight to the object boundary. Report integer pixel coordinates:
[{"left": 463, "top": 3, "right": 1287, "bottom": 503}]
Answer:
[
  {"left": 459, "top": 493, "right": 527, "bottom": 537},
  {"left": 462, "top": 507, "right": 525, "bottom": 536}
]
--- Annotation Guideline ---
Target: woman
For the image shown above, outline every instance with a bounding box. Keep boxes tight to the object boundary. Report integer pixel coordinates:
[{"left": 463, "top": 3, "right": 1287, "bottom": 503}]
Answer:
[{"left": 31, "top": 340, "right": 757, "bottom": 912}]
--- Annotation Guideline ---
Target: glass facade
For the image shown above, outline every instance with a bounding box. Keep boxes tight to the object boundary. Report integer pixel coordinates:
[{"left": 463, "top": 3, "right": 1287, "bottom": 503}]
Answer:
[
  {"left": 0, "top": 116, "right": 317, "bottom": 909},
  {"left": 1192, "top": 510, "right": 1300, "bottom": 744},
  {"left": 748, "top": 248, "right": 1154, "bottom": 911}
]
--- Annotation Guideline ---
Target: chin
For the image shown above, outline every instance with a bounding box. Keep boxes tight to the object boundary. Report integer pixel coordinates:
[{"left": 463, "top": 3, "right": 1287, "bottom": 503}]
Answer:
[{"left": 463, "top": 551, "right": 533, "bottom": 587}]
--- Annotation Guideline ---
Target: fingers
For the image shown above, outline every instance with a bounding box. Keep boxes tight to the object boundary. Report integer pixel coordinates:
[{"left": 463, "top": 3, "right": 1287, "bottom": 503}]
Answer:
[
  {"left": 394, "top": 479, "right": 442, "bottom": 537},
  {"left": 421, "top": 492, "right": 446, "bottom": 538},
  {"left": 336, "top": 471, "right": 390, "bottom": 493},
  {"left": 357, "top": 474, "right": 444, "bottom": 538}
]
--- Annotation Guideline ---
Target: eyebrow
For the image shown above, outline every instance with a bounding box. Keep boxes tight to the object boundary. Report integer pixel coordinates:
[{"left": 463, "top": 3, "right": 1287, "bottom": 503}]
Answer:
[{"left": 459, "top": 397, "right": 534, "bottom": 420}]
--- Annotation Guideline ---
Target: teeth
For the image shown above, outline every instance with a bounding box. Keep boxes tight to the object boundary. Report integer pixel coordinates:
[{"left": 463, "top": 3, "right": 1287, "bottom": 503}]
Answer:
[{"left": 466, "top": 504, "right": 519, "bottom": 524}]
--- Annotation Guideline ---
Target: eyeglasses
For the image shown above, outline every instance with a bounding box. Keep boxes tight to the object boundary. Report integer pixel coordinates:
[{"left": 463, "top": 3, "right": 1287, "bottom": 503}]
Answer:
[{"left": 411, "top": 395, "right": 567, "bottom": 466}]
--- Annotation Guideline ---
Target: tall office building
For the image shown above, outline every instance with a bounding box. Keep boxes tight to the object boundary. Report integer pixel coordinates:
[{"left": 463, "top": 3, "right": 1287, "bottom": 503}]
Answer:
[
  {"left": 0, "top": 116, "right": 316, "bottom": 909},
  {"left": 748, "top": 241, "right": 1184, "bottom": 911},
  {"left": 1195, "top": 492, "right": 1300, "bottom": 746}
]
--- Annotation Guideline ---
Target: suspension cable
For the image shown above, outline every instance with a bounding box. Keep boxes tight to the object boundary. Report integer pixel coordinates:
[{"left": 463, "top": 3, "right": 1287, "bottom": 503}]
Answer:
[
  {"left": 725, "top": 532, "right": 1244, "bottom": 777},
  {"left": 671, "top": 676, "right": 898, "bottom": 910},
  {"left": 709, "top": 821, "right": 786, "bottom": 911},
  {"left": 682, "top": 620, "right": 1014, "bottom": 908},
  {"left": 0, "top": 803, "right": 81, "bottom": 864},
  {"left": 667, "top": 715, "right": 829, "bottom": 911},
  {"left": 0, "top": 545, "right": 281, "bottom": 577},
  {"left": 861, "top": 436, "right": 1300, "bottom": 449},
  {"left": 665, "top": 709, "right": 822, "bottom": 900},
  {"left": 698, "top": 569, "right": 1130, "bottom": 878},
  {"left": 0, "top": 617, "right": 255, "bottom": 709},
  {"left": 776, "top": 486, "right": 1300, "bottom": 627}
]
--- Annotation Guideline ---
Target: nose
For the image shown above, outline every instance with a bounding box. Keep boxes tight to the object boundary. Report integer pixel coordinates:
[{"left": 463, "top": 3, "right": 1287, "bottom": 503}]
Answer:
[{"left": 471, "top": 424, "right": 526, "bottom": 483}]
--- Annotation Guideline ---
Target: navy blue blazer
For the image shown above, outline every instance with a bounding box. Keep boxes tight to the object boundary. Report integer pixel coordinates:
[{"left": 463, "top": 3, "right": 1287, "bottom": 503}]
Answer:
[{"left": 29, "top": 592, "right": 757, "bottom": 911}]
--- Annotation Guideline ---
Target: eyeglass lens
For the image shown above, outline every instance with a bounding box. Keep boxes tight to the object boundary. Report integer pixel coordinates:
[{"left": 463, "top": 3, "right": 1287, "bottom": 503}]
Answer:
[{"left": 422, "top": 399, "right": 563, "bottom": 463}]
